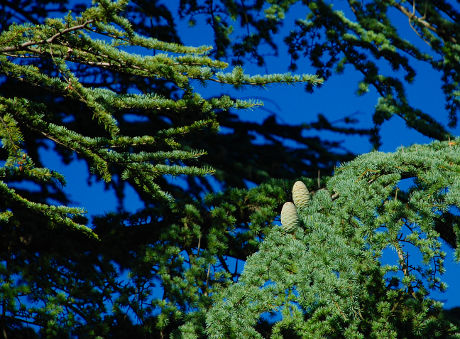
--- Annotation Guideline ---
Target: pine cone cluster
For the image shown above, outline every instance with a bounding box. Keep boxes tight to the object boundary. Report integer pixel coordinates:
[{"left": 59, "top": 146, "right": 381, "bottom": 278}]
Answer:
[{"left": 281, "top": 181, "right": 310, "bottom": 233}]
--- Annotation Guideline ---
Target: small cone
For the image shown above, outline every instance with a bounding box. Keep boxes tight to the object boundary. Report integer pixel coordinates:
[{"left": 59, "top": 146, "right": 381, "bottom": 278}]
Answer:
[
  {"left": 292, "top": 181, "right": 310, "bottom": 209},
  {"left": 281, "top": 202, "right": 299, "bottom": 233}
]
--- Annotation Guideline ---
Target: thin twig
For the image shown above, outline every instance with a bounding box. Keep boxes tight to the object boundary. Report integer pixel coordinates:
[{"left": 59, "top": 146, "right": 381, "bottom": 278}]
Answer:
[
  {"left": 393, "top": 240, "right": 416, "bottom": 298},
  {"left": 203, "top": 264, "right": 211, "bottom": 296}
]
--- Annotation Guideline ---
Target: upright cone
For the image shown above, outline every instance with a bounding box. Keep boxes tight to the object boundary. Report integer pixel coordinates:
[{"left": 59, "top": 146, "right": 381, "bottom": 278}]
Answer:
[
  {"left": 292, "top": 181, "right": 310, "bottom": 209},
  {"left": 281, "top": 202, "right": 299, "bottom": 233}
]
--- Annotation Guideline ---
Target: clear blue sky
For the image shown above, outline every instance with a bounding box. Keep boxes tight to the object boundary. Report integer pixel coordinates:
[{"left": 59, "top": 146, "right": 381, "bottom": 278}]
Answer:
[{"left": 37, "top": 1, "right": 460, "bottom": 309}]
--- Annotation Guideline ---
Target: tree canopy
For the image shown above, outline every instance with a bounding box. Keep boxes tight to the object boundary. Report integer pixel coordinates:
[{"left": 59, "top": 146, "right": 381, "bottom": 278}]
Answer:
[{"left": 0, "top": 0, "right": 459, "bottom": 338}]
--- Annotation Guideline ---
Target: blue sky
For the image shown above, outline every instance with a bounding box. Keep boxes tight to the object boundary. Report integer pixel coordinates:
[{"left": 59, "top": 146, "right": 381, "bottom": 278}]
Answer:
[{"left": 35, "top": 1, "right": 460, "bottom": 310}]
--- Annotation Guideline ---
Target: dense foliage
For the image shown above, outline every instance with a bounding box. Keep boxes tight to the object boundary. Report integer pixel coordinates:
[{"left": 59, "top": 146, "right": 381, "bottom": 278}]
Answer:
[
  {"left": 0, "top": 0, "right": 458, "bottom": 338},
  {"left": 207, "top": 139, "right": 460, "bottom": 338}
]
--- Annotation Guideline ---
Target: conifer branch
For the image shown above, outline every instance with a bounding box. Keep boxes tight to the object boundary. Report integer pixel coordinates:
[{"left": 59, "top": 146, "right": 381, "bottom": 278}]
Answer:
[
  {"left": 0, "top": 20, "right": 95, "bottom": 53},
  {"left": 207, "top": 139, "right": 460, "bottom": 337},
  {"left": 391, "top": 1, "right": 457, "bottom": 44}
]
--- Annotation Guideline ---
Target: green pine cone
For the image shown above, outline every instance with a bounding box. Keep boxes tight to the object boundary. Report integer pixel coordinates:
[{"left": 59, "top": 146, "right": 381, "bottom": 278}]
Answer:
[
  {"left": 292, "top": 181, "right": 310, "bottom": 209},
  {"left": 281, "top": 202, "right": 299, "bottom": 233}
]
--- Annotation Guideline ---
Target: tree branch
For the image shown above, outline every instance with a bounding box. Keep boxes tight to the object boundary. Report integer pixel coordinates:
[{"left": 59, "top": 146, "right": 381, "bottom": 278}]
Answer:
[
  {"left": 391, "top": 1, "right": 457, "bottom": 44},
  {"left": 0, "top": 20, "right": 94, "bottom": 53}
]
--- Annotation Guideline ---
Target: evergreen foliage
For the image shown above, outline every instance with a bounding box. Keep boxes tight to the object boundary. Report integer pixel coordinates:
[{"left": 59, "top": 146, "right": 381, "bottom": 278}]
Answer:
[
  {"left": 177, "top": 0, "right": 459, "bottom": 146},
  {"left": 207, "top": 139, "right": 460, "bottom": 338},
  {"left": 0, "top": 1, "right": 322, "bottom": 337},
  {"left": 0, "top": 0, "right": 321, "bottom": 220},
  {"left": 0, "top": 0, "right": 458, "bottom": 338}
]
